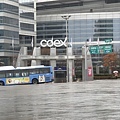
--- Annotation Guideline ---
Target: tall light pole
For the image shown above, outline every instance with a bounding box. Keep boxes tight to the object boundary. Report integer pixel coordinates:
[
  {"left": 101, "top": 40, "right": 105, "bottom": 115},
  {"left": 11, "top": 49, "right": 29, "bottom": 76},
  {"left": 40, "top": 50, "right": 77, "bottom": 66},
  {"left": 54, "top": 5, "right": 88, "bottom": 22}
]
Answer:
[
  {"left": 61, "top": 15, "right": 71, "bottom": 83},
  {"left": 85, "top": 41, "right": 88, "bottom": 81},
  {"left": 12, "top": 37, "right": 15, "bottom": 67}
]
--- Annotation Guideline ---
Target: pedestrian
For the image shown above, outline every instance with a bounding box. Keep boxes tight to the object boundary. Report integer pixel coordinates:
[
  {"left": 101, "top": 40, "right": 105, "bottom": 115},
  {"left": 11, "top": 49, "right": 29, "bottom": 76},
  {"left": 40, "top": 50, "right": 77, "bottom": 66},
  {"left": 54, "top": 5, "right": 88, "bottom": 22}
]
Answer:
[{"left": 114, "top": 72, "right": 118, "bottom": 79}]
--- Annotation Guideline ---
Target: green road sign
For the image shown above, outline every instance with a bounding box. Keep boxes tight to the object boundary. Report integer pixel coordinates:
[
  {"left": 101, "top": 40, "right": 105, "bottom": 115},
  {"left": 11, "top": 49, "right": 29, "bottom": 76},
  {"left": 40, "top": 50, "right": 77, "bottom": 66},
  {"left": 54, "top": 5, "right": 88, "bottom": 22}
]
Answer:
[
  {"left": 105, "top": 39, "right": 112, "bottom": 43},
  {"left": 90, "top": 45, "right": 112, "bottom": 54},
  {"left": 89, "top": 46, "right": 98, "bottom": 54}
]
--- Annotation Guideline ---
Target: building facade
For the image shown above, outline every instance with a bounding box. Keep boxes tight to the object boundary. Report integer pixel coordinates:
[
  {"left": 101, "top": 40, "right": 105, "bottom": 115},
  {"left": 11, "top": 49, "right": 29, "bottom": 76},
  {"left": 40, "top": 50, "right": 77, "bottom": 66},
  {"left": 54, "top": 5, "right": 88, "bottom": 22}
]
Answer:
[
  {"left": 0, "top": 0, "right": 36, "bottom": 66},
  {"left": 0, "top": 0, "right": 19, "bottom": 66},
  {"left": 34, "top": 0, "right": 120, "bottom": 81},
  {"left": 19, "top": 0, "right": 36, "bottom": 56}
]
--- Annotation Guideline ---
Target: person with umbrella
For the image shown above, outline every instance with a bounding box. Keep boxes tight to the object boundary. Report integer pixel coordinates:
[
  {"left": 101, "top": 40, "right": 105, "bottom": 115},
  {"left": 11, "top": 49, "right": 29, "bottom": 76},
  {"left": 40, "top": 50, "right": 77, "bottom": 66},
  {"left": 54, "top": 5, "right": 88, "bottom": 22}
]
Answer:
[{"left": 113, "top": 71, "right": 118, "bottom": 79}]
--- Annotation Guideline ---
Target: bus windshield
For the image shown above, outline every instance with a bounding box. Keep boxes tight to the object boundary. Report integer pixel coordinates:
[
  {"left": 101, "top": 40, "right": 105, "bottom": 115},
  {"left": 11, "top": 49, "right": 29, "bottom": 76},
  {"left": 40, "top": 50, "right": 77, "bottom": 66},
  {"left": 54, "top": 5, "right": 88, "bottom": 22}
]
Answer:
[{"left": 0, "top": 65, "right": 54, "bottom": 86}]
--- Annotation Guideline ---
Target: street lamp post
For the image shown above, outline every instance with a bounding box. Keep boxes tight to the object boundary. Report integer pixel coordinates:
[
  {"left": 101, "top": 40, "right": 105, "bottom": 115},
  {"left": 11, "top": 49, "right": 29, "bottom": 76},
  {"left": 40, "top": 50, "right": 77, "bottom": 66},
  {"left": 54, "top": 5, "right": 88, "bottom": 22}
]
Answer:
[
  {"left": 61, "top": 15, "right": 71, "bottom": 83},
  {"left": 85, "top": 41, "right": 88, "bottom": 81},
  {"left": 12, "top": 37, "right": 15, "bottom": 67}
]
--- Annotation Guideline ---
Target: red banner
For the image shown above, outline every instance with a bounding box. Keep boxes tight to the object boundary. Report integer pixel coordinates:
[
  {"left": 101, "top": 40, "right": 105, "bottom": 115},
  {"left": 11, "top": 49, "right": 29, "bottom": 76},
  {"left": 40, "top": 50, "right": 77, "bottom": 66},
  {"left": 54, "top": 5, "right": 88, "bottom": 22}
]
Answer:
[{"left": 88, "top": 67, "right": 92, "bottom": 77}]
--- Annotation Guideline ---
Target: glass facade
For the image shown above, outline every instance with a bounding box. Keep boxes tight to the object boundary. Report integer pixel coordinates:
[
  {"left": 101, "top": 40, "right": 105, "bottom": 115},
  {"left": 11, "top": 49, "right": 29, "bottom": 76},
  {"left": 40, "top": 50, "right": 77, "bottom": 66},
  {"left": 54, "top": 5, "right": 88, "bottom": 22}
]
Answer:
[
  {"left": 19, "top": 0, "right": 36, "bottom": 56},
  {"left": 37, "top": 0, "right": 120, "bottom": 77},
  {"left": 20, "top": 23, "right": 34, "bottom": 31},
  {"left": 0, "top": 0, "right": 19, "bottom": 66},
  {"left": 0, "top": 3, "right": 19, "bottom": 14},
  {"left": 37, "top": 12, "right": 120, "bottom": 52},
  {"left": 37, "top": 1, "right": 83, "bottom": 11},
  {"left": 19, "top": 0, "right": 34, "bottom": 8},
  {"left": 20, "top": 12, "right": 34, "bottom": 20},
  {"left": 0, "top": 16, "right": 19, "bottom": 27},
  {"left": 105, "top": 0, "right": 120, "bottom": 4},
  {"left": 0, "top": 0, "right": 36, "bottom": 66}
]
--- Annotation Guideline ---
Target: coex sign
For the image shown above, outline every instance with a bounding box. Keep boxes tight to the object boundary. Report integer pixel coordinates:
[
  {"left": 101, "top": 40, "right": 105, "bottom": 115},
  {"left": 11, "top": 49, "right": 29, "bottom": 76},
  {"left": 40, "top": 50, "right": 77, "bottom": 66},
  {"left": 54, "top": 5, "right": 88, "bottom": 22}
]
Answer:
[{"left": 40, "top": 37, "right": 67, "bottom": 47}]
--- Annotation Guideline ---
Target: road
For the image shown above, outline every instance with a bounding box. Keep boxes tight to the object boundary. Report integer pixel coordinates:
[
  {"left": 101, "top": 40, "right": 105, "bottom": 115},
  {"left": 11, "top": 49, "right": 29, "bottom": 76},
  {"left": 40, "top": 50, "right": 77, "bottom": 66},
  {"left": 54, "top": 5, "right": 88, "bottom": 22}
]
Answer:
[{"left": 0, "top": 79, "right": 120, "bottom": 120}]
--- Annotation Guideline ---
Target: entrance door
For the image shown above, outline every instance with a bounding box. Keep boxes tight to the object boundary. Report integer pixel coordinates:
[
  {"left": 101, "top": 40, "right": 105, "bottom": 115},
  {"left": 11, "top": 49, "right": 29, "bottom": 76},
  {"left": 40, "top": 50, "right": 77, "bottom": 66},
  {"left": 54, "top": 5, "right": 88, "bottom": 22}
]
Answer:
[{"left": 54, "top": 71, "right": 66, "bottom": 83}]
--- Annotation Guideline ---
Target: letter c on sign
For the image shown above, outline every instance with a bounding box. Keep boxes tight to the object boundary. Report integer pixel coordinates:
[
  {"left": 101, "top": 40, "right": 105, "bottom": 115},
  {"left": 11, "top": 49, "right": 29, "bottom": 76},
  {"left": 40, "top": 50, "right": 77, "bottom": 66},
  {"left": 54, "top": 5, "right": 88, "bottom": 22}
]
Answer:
[{"left": 40, "top": 39, "right": 47, "bottom": 47}]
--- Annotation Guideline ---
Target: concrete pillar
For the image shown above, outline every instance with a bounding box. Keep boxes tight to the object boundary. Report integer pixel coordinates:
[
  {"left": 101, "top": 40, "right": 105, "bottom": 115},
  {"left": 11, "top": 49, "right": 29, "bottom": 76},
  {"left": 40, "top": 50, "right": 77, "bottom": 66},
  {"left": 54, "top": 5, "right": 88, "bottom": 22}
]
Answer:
[
  {"left": 51, "top": 60, "right": 56, "bottom": 69},
  {"left": 23, "top": 60, "right": 28, "bottom": 66},
  {"left": 31, "top": 47, "right": 41, "bottom": 66},
  {"left": 16, "top": 47, "right": 27, "bottom": 67},
  {"left": 68, "top": 60, "right": 73, "bottom": 82},
  {"left": 31, "top": 47, "right": 37, "bottom": 66},
  {"left": 109, "top": 68, "right": 112, "bottom": 74},
  {"left": 50, "top": 48, "right": 56, "bottom": 67},
  {"left": 96, "top": 65, "right": 99, "bottom": 74},
  {"left": 82, "top": 46, "right": 93, "bottom": 81},
  {"left": 50, "top": 47, "right": 56, "bottom": 56},
  {"left": 68, "top": 47, "right": 73, "bottom": 82},
  {"left": 50, "top": 47, "right": 56, "bottom": 77},
  {"left": 22, "top": 47, "right": 27, "bottom": 55},
  {"left": 82, "top": 58, "right": 85, "bottom": 81},
  {"left": 36, "top": 60, "right": 41, "bottom": 65}
]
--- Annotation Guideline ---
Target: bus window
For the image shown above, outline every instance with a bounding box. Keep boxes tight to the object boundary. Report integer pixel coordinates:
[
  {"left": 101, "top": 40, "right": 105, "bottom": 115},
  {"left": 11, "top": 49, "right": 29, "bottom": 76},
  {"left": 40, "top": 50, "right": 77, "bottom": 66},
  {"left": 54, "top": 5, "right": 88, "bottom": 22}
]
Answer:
[
  {"left": 14, "top": 70, "right": 20, "bottom": 77},
  {"left": 35, "top": 68, "right": 40, "bottom": 74},
  {"left": 6, "top": 71, "right": 14, "bottom": 77},
  {"left": 29, "top": 69, "right": 36, "bottom": 74},
  {"left": 21, "top": 71, "right": 29, "bottom": 77},
  {"left": 40, "top": 68, "right": 50, "bottom": 74},
  {"left": 0, "top": 72, "right": 5, "bottom": 78}
]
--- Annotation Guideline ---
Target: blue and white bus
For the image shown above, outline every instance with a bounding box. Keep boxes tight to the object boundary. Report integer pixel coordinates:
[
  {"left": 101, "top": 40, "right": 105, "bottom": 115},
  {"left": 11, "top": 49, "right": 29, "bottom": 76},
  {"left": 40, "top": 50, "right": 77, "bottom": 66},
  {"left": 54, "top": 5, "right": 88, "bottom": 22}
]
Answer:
[{"left": 0, "top": 65, "right": 54, "bottom": 86}]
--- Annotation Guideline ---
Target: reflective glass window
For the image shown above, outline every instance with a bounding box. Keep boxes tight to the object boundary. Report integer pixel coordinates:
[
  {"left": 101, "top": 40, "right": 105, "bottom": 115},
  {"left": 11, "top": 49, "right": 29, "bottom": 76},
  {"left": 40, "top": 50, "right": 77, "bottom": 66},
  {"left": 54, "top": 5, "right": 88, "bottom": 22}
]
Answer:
[
  {"left": 0, "top": 30, "right": 19, "bottom": 39},
  {"left": 20, "top": 23, "right": 34, "bottom": 31},
  {"left": 0, "top": 16, "right": 18, "bottom": 27},
  {"left": 0, "top": 3, "right": 19, "bottom": 14},
  {"left": 105, "top": 0, "right": 120, "bottom": 4},
  {"left": 20, "top": 12, "right": 34, "bottom": 20}
]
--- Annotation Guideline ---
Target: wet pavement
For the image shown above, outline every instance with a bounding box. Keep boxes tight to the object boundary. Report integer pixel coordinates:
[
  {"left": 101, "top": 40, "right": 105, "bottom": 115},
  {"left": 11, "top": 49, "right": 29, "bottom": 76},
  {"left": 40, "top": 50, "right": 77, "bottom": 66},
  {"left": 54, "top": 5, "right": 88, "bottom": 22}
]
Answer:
[{"left": 0, "top": 79, "right": 120, "bottom": 120}]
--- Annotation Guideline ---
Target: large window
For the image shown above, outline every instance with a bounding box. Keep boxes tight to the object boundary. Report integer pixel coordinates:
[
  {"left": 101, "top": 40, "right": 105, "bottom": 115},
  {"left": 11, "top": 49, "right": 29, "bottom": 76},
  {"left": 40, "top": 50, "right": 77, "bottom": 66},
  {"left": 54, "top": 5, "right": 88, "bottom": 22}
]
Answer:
[
  {"left": 20, "top": 23, "right": 34, "bottom": 31},
  {"left": 10, "top": 0, "right": 18, "bottom": 2},
  {"left": 56, "top": 47, "right": 66, "bottom": 55},
  {"left": 20, "top": 12, "right": 34, "bottom": 20},
  {"left": 0, "top": 16, "right": 18, "bottom": 27},
  {"left": 56, "top": 60, "right": 66, "bottom": 67},
  {"left": 0, "top": 30, "right": 19, "bottom": 39},
  {"left": 19, "top": 0, "right": 34, "bottom": 8},
  {"left": 37, "top": 1, "right": 83, "bottom": 10},
  {"left": 41, "top": 60, "right": 50, "bottom": 66},
  {"left": 0, "top": 29, "right": 19, "bottom": 39},
  {"left": 105, "top": 0, "right": 120, "bottom": 4},
  {"left": 37, "top": 21, "right": 65, "bottom": 41},
  {"left": 0, "top": 3, "right": 18, "bottom": 14}
]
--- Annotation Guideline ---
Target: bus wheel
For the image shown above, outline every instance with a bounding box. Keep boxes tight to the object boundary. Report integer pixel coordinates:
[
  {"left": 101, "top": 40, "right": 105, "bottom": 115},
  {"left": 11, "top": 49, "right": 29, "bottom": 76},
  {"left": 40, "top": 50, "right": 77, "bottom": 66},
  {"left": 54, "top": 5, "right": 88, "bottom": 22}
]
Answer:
[
  {"left": 32, "top": 79, "right": 38, "bottom": 84},
  {"left": 0, "top": 81, "right": 4, "bottom": 86}
]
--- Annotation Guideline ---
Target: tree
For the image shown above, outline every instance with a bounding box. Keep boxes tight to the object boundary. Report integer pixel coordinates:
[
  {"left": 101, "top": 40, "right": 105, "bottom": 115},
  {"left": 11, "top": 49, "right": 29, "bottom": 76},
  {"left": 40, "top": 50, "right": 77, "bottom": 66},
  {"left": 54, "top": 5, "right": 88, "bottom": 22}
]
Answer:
[{"left": 103, "top": 52, "right": 117, "bottom": 71}]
